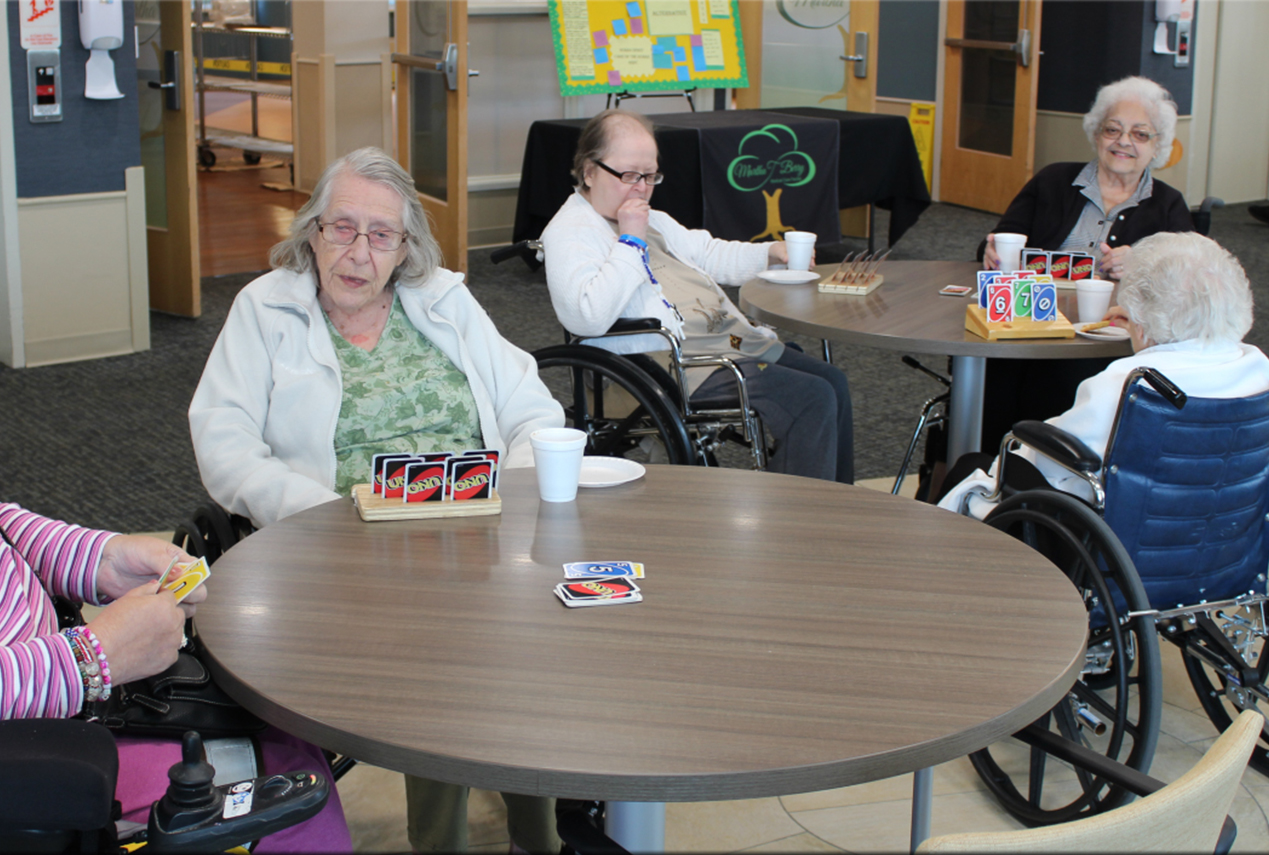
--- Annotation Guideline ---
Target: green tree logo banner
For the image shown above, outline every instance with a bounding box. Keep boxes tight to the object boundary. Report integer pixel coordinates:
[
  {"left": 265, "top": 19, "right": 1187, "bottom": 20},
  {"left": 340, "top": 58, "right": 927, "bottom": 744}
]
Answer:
[{"left": 727, "top": 124, "right": 818, "bottom": 192}]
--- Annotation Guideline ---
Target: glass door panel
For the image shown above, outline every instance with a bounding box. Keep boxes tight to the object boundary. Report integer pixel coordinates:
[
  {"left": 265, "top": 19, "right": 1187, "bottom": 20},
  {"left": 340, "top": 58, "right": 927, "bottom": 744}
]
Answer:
[{"left": 408, "top": 0, "right": 448, "bottom": 201}]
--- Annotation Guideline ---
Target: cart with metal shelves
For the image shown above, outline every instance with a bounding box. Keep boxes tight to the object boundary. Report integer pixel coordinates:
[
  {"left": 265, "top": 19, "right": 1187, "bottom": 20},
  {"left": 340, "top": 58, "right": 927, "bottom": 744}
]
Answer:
[{"left": 193, "top": 20, "right": 293, "bottom": 168}]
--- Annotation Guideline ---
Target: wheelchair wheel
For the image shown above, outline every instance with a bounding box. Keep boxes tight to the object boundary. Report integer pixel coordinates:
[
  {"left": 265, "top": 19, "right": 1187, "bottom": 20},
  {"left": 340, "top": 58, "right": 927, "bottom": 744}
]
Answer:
[
  {"left": 1180, "top": 609, "right": 1269, "bottom": 776},
  {"left": 970, "top": 490, "right": 1162, "bottom": 826},
  {"left": 534, "top": 344, "right": 695, "bottom": 465}
]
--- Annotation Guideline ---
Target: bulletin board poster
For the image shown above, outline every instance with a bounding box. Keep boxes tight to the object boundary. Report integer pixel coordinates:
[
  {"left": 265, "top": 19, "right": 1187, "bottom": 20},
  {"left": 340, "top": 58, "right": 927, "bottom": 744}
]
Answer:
[{"left": 548, "top": 0, "right": 749, "bottom": 96}]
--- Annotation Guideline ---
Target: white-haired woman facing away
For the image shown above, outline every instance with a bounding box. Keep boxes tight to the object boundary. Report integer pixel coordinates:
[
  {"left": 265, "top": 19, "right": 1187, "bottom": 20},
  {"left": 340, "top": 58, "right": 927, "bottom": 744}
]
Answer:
[{"left": 939, "top": 232, "right": 1269, "bottom": 519}]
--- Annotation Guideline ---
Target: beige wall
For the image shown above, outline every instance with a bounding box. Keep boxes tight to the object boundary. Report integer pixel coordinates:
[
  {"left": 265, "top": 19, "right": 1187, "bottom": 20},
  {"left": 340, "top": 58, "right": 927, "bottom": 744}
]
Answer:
[
  {"left": 18, "top": 167, "right": 149, "bottom": 367},
  {"left": 1034, "top": 111, "right": 1196, "bottom": 202},
  {"left": 1206, "top": 0, "right": 1269, "bottom": 204}
]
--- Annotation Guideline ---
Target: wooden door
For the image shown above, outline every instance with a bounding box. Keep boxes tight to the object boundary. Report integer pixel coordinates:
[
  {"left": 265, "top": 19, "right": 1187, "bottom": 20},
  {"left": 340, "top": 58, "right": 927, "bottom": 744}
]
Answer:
[
  {"left": 139, "top": 0, "right": 200, "bottom": 316},
  {"left": 393, "top": 0, "right": 468, "bottom": 274},
  {"left": 845, "top": 0, "right": 878, "bottom": 113},
  {"left": 940, "top": 0, "right": 1042, "bottom": 214}
]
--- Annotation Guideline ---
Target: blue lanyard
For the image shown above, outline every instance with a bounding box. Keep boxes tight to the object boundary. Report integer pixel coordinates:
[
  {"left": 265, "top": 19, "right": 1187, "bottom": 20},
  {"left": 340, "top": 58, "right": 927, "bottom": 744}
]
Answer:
[{"left": 618, "top": 234, "right": 683, "bottom": 324}]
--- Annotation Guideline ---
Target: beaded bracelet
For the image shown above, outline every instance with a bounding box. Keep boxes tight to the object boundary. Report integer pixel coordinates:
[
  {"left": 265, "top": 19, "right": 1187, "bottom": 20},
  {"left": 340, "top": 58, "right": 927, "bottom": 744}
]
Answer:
[{"left": 62, "top": 627, "right": 112, "bottom": 703}]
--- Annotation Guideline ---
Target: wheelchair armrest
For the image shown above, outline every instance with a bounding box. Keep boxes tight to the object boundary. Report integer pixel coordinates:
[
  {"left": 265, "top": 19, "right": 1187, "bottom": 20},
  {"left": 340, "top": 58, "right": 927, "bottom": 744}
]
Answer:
[
  {"left": 606, "top": 317, "right": 663, "bottom": 334},
  {"left": 1011, "top": 420, "right": 1102, "bottom": 474},
  {"left": 0, "top": 719, "right": 118, "bottom": 831}
]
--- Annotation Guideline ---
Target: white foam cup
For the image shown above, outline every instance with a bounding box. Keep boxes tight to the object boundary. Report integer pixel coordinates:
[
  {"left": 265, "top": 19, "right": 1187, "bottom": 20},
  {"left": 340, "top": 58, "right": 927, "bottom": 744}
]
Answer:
[
  {"left": 530, "top": 428, "right": 588, "bottom": 503},
  {"left": 1076, "top": 279, "right": 1115, "bottom": 325},
  {"left": 783, "top": 231, "right": 816, "bottom": 271},
  {"left": 993, "top": 233, "right": 1027, "bottom": 273}
]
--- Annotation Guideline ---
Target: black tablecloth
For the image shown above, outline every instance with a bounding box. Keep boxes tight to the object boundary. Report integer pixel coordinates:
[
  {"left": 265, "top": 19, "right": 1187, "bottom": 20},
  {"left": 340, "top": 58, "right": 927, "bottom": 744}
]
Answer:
[{"left": 513, "top": 108, "right": 931, "bottom": 247}]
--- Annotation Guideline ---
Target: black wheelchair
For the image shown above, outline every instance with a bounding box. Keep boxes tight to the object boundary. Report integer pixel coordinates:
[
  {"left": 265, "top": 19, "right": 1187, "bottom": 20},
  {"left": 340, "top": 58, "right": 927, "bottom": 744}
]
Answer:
[
  {"left": 492, "top": 240, "right": 771, "bottom": 469},
  {"left": 956, "top": 366, "right": 1269, "bottom": 827}
]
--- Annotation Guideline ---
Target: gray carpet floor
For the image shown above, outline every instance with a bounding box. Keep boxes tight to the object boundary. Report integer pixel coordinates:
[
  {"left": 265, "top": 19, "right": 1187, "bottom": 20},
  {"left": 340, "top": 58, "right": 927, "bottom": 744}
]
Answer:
[{"left": 2, "top": 202, "right": 1265, "bottom": 532}]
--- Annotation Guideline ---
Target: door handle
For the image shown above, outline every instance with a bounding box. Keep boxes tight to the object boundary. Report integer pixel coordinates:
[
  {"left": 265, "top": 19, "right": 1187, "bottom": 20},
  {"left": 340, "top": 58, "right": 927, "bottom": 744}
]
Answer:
[
  {"left": 840, "top": 31, "right": 868, "bottom": 79},
  {"left": 147, "top": 49, "right": 181, "bottom": 111},
  {"left": 392, "top": 43, "right": 461, "bottom": 90},
  {"left": 944, "top": 29, "right": 1032, "bottom": 67}
]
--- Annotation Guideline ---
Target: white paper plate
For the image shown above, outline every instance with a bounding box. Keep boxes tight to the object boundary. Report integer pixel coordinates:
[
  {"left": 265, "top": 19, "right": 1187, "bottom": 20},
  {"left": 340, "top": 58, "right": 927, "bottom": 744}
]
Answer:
[
  {"left": 578, "top": 457, "right": 647, "bottom": 488},
  {"left": 1075, "top": 323, "right": 1131, "bottom": 341},
  {"left": 756, "top": 269, "right": 820, "bottom": 285}
]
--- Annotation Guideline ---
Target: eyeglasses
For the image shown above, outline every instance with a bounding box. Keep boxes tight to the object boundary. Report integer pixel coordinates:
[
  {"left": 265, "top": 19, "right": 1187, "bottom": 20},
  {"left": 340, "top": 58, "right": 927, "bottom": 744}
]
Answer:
[
  {"left": 594, "top": 160, "right": 664, "bottom": 186},
  {"left": 317, "top": 221, "right": 408, "bottom": 251},
  {"left": 1100, "top": 124, "right": 1157, "bottom": 145}
]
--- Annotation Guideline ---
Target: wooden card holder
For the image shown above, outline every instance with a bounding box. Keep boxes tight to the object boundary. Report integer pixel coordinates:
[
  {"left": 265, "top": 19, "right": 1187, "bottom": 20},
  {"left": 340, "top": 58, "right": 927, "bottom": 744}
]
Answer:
[
  {"left": 351, "top": 483, "right": 502, "bottom": 522},
  {"left": 818, "top": 274, "right": 883, "bottom": 296},
  {"left": 965, "top": 305, "right": 1076, "bottom": 341}
]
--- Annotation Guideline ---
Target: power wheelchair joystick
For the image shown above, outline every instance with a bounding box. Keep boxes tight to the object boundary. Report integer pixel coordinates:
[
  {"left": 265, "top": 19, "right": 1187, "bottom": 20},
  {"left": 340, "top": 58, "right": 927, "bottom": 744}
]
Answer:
[{"left": 146, "top": 730, "right": 331, "bottom": 852}]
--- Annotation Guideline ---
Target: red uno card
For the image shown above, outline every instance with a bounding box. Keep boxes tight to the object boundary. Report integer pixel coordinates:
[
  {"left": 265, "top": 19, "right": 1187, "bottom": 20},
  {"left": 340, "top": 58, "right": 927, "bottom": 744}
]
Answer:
[
  {"left": 987, "top": 282, "right": 1013, "bottom": 323},
  {"left": 449, "top": 457, "right": 494, "bottom": 501},
  {"left": 404, "top": 460, "right": 448, "bottom": 502},
  {"left": 371, "top": 453, "right": 414, "bottom": 497}
]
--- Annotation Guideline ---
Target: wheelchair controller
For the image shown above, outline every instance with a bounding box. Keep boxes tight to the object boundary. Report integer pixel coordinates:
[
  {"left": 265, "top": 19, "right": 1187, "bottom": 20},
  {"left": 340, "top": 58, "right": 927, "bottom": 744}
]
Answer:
[{"left": 146, "top": 731, "right": 329, "bottom": 851}]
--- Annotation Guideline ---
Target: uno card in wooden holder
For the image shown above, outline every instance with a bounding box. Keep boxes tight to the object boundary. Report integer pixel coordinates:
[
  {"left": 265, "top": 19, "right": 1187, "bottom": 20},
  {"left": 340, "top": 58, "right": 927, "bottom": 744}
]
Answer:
[
  {"left": 965, "top": 305, "right": 1076, "bottom": 341},
  {"left": 351, "top": 484, "right": 502, "bottom": 522}
]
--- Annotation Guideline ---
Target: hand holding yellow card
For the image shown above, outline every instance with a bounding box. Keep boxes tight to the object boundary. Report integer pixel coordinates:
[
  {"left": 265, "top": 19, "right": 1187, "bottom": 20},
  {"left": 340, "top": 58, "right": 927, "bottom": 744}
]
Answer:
[{"left": 160, "top": 557, "right": 211, "bottom": 603}]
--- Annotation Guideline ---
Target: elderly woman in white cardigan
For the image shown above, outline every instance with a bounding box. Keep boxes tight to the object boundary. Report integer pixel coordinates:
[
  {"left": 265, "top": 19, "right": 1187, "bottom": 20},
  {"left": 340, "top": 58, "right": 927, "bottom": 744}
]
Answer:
[
  {"left": 938, "top": 232, "right": 1269, "bottom": 519},
  {"left": 540, "top": 109, "right": 854, "bottom": 483}
]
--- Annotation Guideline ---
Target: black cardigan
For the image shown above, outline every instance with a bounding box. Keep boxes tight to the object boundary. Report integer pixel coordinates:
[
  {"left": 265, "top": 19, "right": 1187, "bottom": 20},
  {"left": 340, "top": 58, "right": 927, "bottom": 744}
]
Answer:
[{"left": 976, "top": 161, "right": 1193, "bottom": 261}]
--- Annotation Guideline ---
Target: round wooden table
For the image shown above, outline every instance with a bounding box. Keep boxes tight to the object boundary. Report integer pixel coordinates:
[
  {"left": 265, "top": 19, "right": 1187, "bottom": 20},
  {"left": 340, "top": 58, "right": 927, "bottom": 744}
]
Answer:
[
  {"left": 197, "top": 467, "right": 1087, "bottom": 850},
  {"left": 739, "top": 260, "right": 1132, "bottom": 459}
]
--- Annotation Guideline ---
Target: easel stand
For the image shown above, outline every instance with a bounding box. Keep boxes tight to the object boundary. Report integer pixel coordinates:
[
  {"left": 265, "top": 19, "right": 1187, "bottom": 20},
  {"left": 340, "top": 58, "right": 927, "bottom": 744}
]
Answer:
[{"left": 608, "top": 88, "right": 697, "bottom": 111}]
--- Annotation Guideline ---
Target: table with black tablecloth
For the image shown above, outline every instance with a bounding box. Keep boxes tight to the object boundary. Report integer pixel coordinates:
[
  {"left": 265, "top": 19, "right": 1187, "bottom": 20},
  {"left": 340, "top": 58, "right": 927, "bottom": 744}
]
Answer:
[{"left": 512, "top": 107, "right": 931, "bottom": 247}]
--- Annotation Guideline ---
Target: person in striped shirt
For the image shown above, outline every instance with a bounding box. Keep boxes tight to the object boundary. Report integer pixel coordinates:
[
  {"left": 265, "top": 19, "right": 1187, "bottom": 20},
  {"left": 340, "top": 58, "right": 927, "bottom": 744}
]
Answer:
[{"left": 0, "top": 503, "right": 351, "bottom": 851}]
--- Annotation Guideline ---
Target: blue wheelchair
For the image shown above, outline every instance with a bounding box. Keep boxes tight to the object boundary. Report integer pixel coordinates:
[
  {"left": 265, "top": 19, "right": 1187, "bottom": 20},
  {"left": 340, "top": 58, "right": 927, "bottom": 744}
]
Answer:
[{"left": 966, "top": 367, "right": 1269, "bottom": 826}]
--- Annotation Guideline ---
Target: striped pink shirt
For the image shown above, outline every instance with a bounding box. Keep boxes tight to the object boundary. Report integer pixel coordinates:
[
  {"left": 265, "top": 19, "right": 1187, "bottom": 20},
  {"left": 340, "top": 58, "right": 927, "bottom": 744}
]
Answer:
[{"left": 0, "top": 503, "right": 115, "bottom": 719}]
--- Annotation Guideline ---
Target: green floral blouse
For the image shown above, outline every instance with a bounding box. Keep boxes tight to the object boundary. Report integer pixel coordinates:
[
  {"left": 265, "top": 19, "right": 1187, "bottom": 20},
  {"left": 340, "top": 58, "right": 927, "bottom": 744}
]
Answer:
[{"left": 325, "top": 293, "right": 483, "bottom": 495}]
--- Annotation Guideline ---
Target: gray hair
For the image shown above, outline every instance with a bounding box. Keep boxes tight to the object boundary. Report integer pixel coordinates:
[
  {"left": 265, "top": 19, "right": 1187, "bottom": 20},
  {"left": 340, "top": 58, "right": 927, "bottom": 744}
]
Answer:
[
  {"left": 571, "top": 109, "right": 657, "bottom": 189},
  {"left": 1082, "top": 76, "right": 1178, "bottom": 171},
  {"left": 1118, "top": 232, "right": 1253, "bottom": 346},
  {"left": 269, "top": 147, "right": 442, "bottom": 285}
]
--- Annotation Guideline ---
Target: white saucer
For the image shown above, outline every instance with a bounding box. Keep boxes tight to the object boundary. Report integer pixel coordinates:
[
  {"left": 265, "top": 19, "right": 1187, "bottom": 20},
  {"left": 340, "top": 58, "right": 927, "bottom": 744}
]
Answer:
[
  {"left": 757, "top": 269, "right": 820, "bottom": 285},
  {"left": 578, "top": 457, "right": 647, "bottom": 488},
  {"left": 1075, "top": 323, "right": 1131, "bottom": 341}
]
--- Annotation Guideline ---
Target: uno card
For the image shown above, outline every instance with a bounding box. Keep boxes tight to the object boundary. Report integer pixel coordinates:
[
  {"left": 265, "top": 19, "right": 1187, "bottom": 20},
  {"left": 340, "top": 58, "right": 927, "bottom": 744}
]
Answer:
[
  {"left": 1068, "top": 252, "right": 1095, "bottom": 281},
  {"left": 420, "top": 451, "right": 454, "bottom": 463},
  {"left": 1012, "top": 278, "right": 1034, "bottom": 319},
  {"left": 404, "top": 459, "right": 448, "bottom": 502},
  {"left": 554, "top": 577, "right": 642, "bottom": 607},
  {"left": 1022, "top": 249, "right": 1049, "bottom": 276},
  {"left": 940, "top": 284, "right": 972, "bottom": 297},
  {"left": 976, "top": 270, "right": 1001, "bottom": 308},
  {"left": 462, "top": 449, "right": 501, "bottom": 489},
  {"left": 381, "top": 456, "right": 419, "bottom": 500},
  {"left": 372, "top": 453, "right": 415, "bottom": 497},
  {"left": 1032, "top": 281, "right": 1058, "bottom": 321},
  {"left": 162, "top": 557, "right": 210, "bottom": 603},
  {"left": 563, "top": 561, "right": 645, "bottom": 579},
  {"left": 449, "top": 457, "right": 494, "bottom": 501},
  {"left": 1048, "top": 253, "right": 1071, "bottom": 280},
  {"left": 987, "top": 282, "right": 1013, "bottom": 323}
]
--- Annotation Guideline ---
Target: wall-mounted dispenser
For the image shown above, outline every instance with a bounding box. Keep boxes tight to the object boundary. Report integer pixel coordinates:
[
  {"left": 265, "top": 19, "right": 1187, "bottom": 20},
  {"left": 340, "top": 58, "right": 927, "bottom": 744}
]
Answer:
[
  {"left": 79, "top": 0, "right": 125, "bottom": 99},
  {"left": 1153, "top": 0, "right": 1193, "bottom": 68}
]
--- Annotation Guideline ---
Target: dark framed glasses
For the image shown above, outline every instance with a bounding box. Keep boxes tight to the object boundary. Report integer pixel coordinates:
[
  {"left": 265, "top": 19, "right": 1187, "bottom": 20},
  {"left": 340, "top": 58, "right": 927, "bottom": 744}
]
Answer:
[{"left": 594, "top": 160, "right": 664, "bottom": 186}]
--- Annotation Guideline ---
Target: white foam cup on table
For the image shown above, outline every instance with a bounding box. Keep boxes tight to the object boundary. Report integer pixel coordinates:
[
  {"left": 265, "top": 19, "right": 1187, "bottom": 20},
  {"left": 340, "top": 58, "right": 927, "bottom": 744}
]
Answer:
[
  {"left": 993, "top": 233, "right": 1027, "bottom": 273},
  {"left": 1076, "top": 279, "right": 1115, "bottom": 324},
  {"left": 783, "top": 231, "right": 816, "bottom": 271},
  {"left": 530, "top": 428, "right": 588, "bottom": 503}
]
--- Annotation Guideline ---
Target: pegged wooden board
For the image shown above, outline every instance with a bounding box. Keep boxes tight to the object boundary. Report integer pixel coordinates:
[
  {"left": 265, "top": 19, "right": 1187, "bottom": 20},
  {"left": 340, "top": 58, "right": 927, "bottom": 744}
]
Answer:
[
  {"left": 352, "top": 484, "right": 502, "bottom": 521},
  {"left": 818, "top": 274, "right": 883, "bottom": 296},
  {"left": 965, "top": 305, "right": 1076, "bottom": 341}
]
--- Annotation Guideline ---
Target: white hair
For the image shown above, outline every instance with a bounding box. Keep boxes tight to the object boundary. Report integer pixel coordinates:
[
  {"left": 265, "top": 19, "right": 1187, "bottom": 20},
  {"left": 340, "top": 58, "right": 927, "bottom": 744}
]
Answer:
[
  {"left": 269, "top": 147, "right": 442, "bottom": 285},
  {"left": 1118, "top": 232, "right": 1252, "bottom": 346},
  {"left": 1082, "top": 76, "right": 1178, "bottom": 170}
]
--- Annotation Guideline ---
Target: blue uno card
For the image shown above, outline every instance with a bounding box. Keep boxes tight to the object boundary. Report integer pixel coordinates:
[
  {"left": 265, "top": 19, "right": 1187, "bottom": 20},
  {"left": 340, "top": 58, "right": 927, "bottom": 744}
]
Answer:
[
  {"left": 1032, "top": 281, "right": 1057, "bottom": 322},
  {"left": 563, "top": 561, "right": 645, "bottom": 580},
  {"left": 976, "top": 270, "right": 1001, "bottom": 309}
]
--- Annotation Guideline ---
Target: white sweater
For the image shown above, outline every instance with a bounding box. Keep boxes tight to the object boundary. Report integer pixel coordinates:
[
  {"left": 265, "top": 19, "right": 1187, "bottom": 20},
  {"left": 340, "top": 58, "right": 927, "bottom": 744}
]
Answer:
[
  {"left": 938, "top": 340, "right": 1269, "bottom": 518},
  {"left": 540, "top": 191, "right": 774, "bottom": 355},
  {"left": 189, "top": 267, "right": 563, "bottom": 527}
]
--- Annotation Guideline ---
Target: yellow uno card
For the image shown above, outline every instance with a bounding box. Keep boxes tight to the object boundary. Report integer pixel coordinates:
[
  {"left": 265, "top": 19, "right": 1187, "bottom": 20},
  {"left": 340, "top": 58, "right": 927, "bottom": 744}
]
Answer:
[{"left": 162, "top": 557, "right": 211, "bottom": 603}]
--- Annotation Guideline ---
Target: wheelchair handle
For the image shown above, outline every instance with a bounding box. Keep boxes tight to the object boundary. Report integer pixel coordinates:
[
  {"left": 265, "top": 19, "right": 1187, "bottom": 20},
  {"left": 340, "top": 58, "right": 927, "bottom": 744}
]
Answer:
[
  {"left": 489, "top": 240, "right": 539, "bottom": 265},
  {"left": 1139, "top": 367, "right": 1187, "bottom": 409}
]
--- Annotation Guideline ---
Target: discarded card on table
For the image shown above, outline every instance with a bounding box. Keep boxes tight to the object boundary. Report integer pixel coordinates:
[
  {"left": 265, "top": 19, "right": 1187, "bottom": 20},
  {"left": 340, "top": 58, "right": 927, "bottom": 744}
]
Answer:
[
  {"left": 563, "top": 561, "right": 645, "bottom": 579},
  {"left": 554, "top": 577, "right": 642, "bottom": 608}
]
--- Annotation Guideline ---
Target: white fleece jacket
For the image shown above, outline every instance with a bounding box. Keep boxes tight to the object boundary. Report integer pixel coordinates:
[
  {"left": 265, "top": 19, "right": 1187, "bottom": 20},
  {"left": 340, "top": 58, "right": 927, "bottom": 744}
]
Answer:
[
  {"left": 540, "top": 191, "right": 774, "bottom": 355},
  {"left": 189, "top": 267, "right": 563, "bottom": 527}
]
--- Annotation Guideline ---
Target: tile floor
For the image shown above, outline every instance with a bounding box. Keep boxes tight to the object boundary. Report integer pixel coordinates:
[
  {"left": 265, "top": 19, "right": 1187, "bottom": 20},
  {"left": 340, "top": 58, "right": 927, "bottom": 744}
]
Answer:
[{"left": 331, "top": 477, "right": 1269, "bottom": 852}]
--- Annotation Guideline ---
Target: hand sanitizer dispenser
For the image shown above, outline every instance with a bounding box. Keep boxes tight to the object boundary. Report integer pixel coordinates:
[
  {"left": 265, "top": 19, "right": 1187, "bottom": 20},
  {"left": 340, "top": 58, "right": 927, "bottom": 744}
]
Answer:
[{"left": 79, "top": 0, "right": 124, "bottom": 99}]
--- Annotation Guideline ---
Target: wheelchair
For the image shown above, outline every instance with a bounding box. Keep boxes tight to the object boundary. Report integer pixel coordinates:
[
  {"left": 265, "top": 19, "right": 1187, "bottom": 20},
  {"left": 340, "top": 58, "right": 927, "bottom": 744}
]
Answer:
[
  {"left": 492, "top": 240, "right": 770, "bottom": 469},
  {"left": 956, "top": 366, "right": 1269, "bottom": 827}
]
